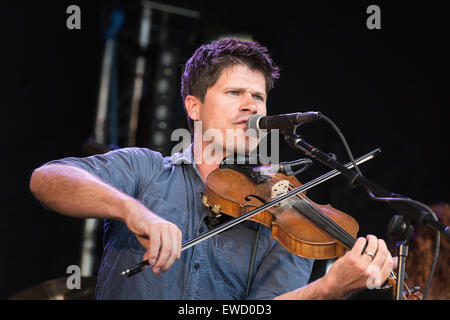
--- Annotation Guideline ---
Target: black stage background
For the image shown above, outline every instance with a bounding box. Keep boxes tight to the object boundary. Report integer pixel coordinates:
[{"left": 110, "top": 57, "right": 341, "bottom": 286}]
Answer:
[{"left": 1, "top": 1, "right": 448, "bottom": 299}]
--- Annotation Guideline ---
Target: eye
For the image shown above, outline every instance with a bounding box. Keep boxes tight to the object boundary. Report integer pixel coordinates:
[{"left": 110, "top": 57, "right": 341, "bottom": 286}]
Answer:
[
  {"left": 228, "top": 90, "right": 239, "bottom": 96},
  {"left": 253, "top": 94, "right": 264, "bottom": 102}
]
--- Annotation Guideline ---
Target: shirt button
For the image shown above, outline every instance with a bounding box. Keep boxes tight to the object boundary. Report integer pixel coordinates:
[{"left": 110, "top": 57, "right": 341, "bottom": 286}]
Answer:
[{"left": 194, "top": 262, "right": 200, "bottom": 270}]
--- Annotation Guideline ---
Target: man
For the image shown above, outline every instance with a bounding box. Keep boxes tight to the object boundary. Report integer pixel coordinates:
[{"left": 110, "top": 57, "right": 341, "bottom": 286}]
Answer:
[{"left": 30, "top": 38, "right": 395, "bottom": 299}]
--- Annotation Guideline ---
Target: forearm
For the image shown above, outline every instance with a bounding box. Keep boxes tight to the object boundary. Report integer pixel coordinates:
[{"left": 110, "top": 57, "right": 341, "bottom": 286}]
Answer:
[
  {"left": 274, "top": 276, "right": 343, "bottom": 300},
  {"left": 30, "top": 164, "right": 133, "bottom": 221}
]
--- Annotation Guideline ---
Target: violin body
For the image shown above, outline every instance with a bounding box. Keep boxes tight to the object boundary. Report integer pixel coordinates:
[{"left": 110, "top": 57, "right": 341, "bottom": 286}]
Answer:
[
  {"left": 203, "top": 167, "right": 359, "bottom": 260},
  {"left": 271, "top": 203, "right": 358, "bottom": 259}
]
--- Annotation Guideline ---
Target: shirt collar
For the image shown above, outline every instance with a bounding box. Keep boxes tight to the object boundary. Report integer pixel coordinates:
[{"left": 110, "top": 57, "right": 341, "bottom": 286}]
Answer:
[
  {"left": 171, "top": 143, "right": 201, "bottom": 180},
  {"left": 171, "top": 143, "right": 194, "bottom": 165},
  {"left": 171, "top": 143, "right": 204, "bottom": 180}
]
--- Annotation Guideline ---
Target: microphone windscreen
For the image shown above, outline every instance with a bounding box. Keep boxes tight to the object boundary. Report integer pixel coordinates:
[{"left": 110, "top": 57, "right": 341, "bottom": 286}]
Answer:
[{"left": 247, "top": 114, "right": 264, "bottom": 138}]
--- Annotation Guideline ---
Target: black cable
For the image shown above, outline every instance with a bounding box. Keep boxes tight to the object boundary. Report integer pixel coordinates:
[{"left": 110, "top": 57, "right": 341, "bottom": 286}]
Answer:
[
  {"left": 245, "top": 224, "right": 261, "bottom": 300},
  {"left": 319, "top": 113, "right": 440, "bottom": 300},
  {"left": 318, "top": 114, "right": 363, "bottom": 178}
]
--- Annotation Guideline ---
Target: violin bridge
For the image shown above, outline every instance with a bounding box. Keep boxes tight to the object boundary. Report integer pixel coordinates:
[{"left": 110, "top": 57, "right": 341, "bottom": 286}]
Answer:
[{"left": 271, "top": 180, "right": 290, "bottom": 203}]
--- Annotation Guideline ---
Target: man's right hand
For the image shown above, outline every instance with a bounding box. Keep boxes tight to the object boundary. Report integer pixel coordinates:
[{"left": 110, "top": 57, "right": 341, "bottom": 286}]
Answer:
[
  {"left": 123, "top": 199, "right": 182, "bottom": 275},
  {"left": 30, "top": 164, "right": 182, "bottom": 276}
]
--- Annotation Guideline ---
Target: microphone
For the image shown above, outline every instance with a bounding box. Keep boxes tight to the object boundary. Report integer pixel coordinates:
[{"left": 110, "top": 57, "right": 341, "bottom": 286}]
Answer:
[
  {"left": 252, "top": 158, "right": 313, "bottom": 176},
  {"left": 247, "top": 112, "right": 322, "bottom": 134}
]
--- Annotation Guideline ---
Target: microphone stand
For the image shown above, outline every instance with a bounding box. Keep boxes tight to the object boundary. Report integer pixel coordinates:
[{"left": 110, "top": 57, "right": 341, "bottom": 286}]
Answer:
[{"left": 282, "top": 130, "right": 450, "bottom": 300}]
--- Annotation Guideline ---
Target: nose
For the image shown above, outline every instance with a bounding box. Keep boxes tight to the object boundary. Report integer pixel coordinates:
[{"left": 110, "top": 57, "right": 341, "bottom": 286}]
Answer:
[{"left": 239, "top": 92, "right": 258, "bottom": 114}]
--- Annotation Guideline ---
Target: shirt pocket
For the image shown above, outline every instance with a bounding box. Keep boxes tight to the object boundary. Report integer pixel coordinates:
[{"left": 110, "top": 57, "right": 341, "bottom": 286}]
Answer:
[{"left": 127, "top": 195, "right": 188, "bottom": 255}]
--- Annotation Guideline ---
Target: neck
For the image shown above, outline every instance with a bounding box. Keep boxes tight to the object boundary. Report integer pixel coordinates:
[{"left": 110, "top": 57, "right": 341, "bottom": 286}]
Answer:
[{"left": 193, "top": 134, "right": 230, "bottom": 184}]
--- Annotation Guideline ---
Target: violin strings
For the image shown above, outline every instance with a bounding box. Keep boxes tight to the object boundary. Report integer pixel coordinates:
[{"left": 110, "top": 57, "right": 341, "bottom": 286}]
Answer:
[
  {"left": 295, "top": 198, "right": 355, "bottom": 249},
  {"left": 286, "top": 185, "right": 356, "bottom": 249}
]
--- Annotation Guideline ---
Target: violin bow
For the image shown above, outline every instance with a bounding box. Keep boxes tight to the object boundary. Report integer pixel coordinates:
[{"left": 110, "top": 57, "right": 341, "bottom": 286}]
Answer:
[{"left": 121, "top": 148, "right": 381, "bottom": 277}]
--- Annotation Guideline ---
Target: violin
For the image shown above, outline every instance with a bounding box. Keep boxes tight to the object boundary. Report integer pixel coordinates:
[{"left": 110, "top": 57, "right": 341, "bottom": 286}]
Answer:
[{"left": 201, "top": 164, "right": 421, "bottom": 300}]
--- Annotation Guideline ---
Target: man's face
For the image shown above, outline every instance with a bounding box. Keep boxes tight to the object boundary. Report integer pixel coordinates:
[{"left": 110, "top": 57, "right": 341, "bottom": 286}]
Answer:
[{"left": 194, "top": 64, "right": 267, "bottom": 156}]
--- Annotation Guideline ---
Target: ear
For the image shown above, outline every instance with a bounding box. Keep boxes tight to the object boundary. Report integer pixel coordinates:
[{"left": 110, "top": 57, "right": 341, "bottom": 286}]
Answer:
[{"left": 184, "top": 95, "right": 201, "bottom": 121}]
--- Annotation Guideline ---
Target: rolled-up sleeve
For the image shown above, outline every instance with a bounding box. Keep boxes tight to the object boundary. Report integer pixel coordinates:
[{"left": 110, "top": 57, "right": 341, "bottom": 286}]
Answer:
[
  {"left": 44, "top": 147, "right": 162, "bottom": 198},
  {"left": 247, "top": 242, "right": 314, "bottom": 300}
]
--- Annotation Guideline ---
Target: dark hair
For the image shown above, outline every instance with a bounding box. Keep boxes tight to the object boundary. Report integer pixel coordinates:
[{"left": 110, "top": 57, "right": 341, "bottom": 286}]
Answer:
[{"left": 180, "top": 38, "right": 280, "bottom": 133}]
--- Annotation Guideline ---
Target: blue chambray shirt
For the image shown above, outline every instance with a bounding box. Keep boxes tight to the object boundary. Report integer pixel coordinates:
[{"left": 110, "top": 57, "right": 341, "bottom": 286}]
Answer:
[{"left": 47, "top": 145, "right": 314, "bottom": 299}]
